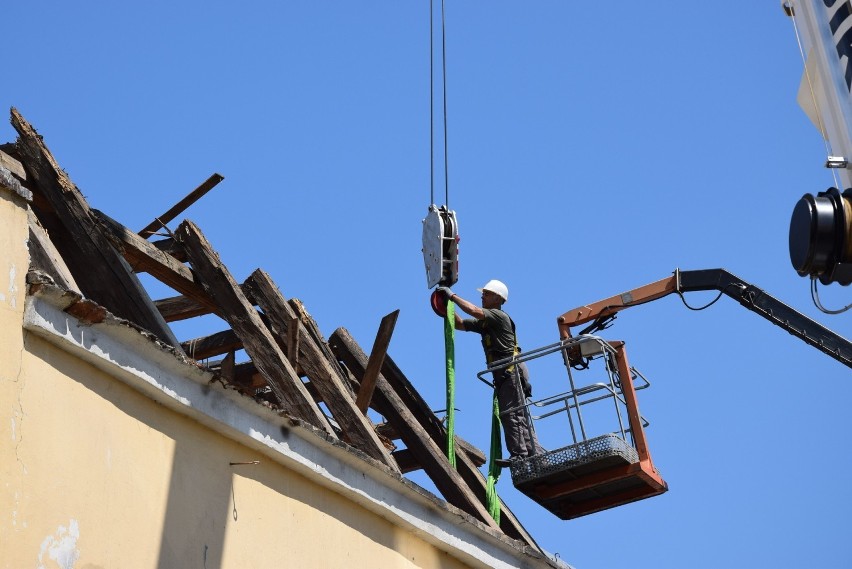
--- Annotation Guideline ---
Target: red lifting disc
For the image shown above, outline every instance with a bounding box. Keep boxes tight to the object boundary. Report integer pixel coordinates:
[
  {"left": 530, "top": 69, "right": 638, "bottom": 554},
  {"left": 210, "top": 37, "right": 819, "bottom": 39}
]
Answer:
[{"left": 430, "top": 289, "right": 448, "bottom": 317}]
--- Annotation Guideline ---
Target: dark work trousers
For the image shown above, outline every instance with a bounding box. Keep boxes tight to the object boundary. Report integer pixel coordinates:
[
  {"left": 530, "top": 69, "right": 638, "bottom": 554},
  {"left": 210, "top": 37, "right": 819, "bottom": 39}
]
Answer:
[{"left": 495, "top": 368, "right": 544, "bottom": 458}]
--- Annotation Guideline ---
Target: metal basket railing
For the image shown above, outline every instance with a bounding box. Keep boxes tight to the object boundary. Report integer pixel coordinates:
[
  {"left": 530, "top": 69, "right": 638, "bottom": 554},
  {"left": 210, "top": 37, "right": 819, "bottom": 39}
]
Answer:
[{"left": 476, "top": 335, "right": 652, "bottom": 465}]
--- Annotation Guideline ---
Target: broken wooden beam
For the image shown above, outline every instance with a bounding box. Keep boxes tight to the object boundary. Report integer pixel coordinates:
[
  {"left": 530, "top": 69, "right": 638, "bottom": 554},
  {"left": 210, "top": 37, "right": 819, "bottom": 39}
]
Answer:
[
  {"left": 243, "top": 269, "right": 398, "bottom": 470},
  {"left": 329, "top": 327, "right": 499, "bottom": 529},
  {"left": 28, "top": 209, "right": 79, "bottom": 292},
  {"left": 0, "top": 146, "right": 27, "bottom": 181},
  {"left": 379, "top": 352, "right": 538, "bottom": 545},
  {"left": 207, "top": 360, "right": 265, "bottom": 390},
  {"left": 182, "top": 329, "right": 243, "bottom": 360},
  {"left": 356, "top": 310, "right": 399, "bottom": 413},
  {"left": 150, "top": 237, "right": 188, "bottom": 262},
  {"left": 176, "top": 220, "right": 333, "bottom": 433},
  {"left": 289, "top": 298, "right": 351, "bottom": 383},
  {"left": 375, "top": 422, "right": 486, "bottom": 467},
  {"left": 391, "top": 449, "right": 421, "bottom": 474},
  {"left": 92, "top": 210, "right": 219, "bottom": 313},
  {"left": 155, "top": 294, "right": 214, "bottom": 323},
  {"left": 152, "top": 281, "right": 255, "bottom": 322},
  {"left": 10, "top": 108, "right": 176, "bottom": 344},
  {"left": 285, "top": 315, "right": 300, "bottom": 369},
  {"left": 139, "top": 173, "right": 224, "bottom": 238}
]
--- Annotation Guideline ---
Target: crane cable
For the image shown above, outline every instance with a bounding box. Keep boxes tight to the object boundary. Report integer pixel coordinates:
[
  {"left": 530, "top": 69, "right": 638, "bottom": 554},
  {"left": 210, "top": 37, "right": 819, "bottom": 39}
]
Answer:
[
  {"left": 432, "top": 0, "right": 459, "bottom": 471},
  {"left": 430, "top": 0, "right": 450, "bottom": 208}
]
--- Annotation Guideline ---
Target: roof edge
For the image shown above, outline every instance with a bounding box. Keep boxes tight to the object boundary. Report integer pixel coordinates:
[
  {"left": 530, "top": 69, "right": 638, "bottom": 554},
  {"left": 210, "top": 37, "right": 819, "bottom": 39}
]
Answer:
[{"left": 22, "top": 282, "right": 567, "bottom": 569}]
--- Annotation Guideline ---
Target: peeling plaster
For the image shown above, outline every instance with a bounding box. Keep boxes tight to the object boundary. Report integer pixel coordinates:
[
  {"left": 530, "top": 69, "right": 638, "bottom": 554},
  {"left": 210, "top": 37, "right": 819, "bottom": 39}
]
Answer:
[
  {"left": 8, "top": 263, "right": 17, "bottom": 309},
  {"left": 37, "top": 520, "right": 80, "bottom": 569}
]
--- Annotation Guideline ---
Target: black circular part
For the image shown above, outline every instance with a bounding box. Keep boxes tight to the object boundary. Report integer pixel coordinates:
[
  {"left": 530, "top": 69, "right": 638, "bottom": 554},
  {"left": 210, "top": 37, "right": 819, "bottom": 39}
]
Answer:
[
  {"left": 789, "top": 195, "right": 816, "bottom": 273},
  {"left": 789, "top": 191, "right": 841, "bottom": 276}
]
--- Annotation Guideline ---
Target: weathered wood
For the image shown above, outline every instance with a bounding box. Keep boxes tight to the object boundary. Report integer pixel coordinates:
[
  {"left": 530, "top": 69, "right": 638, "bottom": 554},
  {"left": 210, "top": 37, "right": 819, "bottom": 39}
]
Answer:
[
  {"left": 285, "top": 316, "right": 300, "bottom": 369},
  {"left": 356, "top": 310, "right": 399, "bottom": 413},
  {"left": 10, "top": 108, "right": 175, "bottom": 344},
  {"left": 375, "top": 421, "right": 486, "bottom": 467},
  {"left": 92, "top": 210, "right": 219, "bottom": 314},
  {"left": 329, "top": 327, "right": 498, "bottom": 529},
  {"left": 176, "top": 220, "right": 333, "bottom": 432},
  {"left": 27, "top": 209, "right": 80, "bottom": 292},
  {"left": 219, "top": 350, "right": 236, "bottom": 383},
  {"left": 244, "top": 269, "right": 397, "bottom": 470},
  {"left": 391, "top": 449, "right": 421, "bottom": 474},
  {"left": 379, "top": 353, "right": 535, "bottom": 544},
  {"left": 151, "top": 237, "right": 188, "bottom": 262},
  {"left": 154, "top": 294, "right": 212, "bottom": 322},
  {"left": 152, "top": 281, "right": 256, "bottom": 322},
  {"left": 0, "top": 146, "right": 27, "bottom": 180},
  {"left": 379, "top": 352, "right": 536, "bottom": 545},
  {"left": 208, "top": 360, "right": 265, "bottom": 390},
  {"left": 289, "top": 298, "right": 353, "bottom": 389},
  {"left": 182, "top": 329, "right": 243, "bottom": 360},
  {"left": 140, "top": 173, "right": 224, "bottom": 238}
]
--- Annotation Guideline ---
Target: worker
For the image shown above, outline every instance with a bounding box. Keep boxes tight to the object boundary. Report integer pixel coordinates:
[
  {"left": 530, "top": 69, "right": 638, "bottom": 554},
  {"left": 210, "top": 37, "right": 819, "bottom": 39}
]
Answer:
[{"left": 438, "top": 280, "right": 544, "bottom": 460}]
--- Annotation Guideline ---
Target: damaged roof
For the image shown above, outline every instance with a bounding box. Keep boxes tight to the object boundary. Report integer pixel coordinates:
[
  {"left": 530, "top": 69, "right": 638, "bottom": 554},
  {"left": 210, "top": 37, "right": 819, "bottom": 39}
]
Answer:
[{"left": 1, "top": 107, "right": 549, "bottom": 557}]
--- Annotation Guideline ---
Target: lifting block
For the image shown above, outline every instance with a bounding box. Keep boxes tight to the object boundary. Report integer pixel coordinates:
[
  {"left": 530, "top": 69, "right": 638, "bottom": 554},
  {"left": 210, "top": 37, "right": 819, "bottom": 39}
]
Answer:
[{"left": 510, "top": 434, "right": 667, "bottom": 520}]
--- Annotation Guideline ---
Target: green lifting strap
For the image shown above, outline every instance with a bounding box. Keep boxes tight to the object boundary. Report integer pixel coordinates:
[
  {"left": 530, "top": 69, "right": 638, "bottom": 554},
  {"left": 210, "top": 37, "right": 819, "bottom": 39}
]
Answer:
[
  {"left": 444, "top": 299, "right": 456, "bottom": 468},
  {"left": 486, "top": 391, "right": 502, "bottom": 523}
]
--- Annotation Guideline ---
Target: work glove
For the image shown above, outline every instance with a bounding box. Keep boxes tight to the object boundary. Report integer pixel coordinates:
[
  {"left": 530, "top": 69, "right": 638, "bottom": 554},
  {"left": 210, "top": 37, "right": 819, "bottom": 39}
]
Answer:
[{"left": 436, "top": 286, "right": 454, "bottom": 302}]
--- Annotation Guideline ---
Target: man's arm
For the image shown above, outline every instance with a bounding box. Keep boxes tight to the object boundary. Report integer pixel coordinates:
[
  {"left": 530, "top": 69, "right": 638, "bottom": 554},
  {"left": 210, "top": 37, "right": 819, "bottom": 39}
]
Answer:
[{"left": 449, "top": 293, "right": 484, "bottom": 323}]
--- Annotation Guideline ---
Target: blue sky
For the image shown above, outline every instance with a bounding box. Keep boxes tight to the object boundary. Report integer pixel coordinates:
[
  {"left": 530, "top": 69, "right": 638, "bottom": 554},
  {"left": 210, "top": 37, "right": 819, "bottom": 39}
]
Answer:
[{"left": 3, "top": 2, "right": 851, "bottom": 568}]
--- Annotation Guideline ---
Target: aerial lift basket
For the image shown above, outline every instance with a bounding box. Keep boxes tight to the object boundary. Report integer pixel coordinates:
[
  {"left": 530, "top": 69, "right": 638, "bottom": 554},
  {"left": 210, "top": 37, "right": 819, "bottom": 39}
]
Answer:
[{"left": 482, "top": 336, "right": 667, "bottom": 520}]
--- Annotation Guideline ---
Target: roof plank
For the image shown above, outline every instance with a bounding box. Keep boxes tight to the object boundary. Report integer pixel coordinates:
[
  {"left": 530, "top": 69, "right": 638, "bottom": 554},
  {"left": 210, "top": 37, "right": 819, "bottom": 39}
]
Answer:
[
  {"left": 92, "top": 210, "right": 218, "bottom": 314},
  {"left": 244, "top": 269, "right": 398, "bottom": 471},
  {"left": 182, "top": 329, "right": 243, "bottom": 360},
  {"left": 376, "top": 422, "right": 486, "bottom": 468},
  {"left": 150, "top": 237, "right": 188, "bottom": 262},
  {"left": 329, "top": 327, "right": 499, "bottom": 529},
  {"left": 139, "top": 173, "right": 224, "bottom": 238},
  {"left": 378, "top": 352, "right": 538, "bottom": 546},
  {"left": 10, "top": 108, "right": 176, "bottom": 344},
  {"left": 176, "top": 219, "right": 334, "bottom": 432},
  {"left": 356, "top": 310, "right": 399, "bottom": 413},
  {"left": 154, "top": 294, "right": 214, "bottom": 322}
]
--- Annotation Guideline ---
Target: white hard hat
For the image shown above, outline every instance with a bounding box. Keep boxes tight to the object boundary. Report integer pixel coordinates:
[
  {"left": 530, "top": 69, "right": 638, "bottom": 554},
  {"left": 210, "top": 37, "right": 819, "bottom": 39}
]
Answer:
[{"left": 477, "top": 279, "right": 508, "bottom": 302}]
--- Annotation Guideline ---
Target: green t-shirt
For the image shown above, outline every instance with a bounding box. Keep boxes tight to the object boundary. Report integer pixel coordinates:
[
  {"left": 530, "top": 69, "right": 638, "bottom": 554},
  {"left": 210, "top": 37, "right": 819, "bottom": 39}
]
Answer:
[{"left": 463, "top": 308, "right": 516, "bottom": 365}]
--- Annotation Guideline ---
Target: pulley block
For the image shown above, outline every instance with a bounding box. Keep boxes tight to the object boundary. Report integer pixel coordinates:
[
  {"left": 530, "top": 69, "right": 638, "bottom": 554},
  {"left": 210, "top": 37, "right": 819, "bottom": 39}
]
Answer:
[{"left": 422, "top": 204, "right": 460, "bottom": 289}]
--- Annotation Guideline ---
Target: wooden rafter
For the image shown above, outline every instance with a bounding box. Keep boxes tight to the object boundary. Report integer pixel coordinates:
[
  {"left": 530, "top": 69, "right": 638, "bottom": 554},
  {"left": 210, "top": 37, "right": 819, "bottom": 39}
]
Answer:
[
  {"left": 182, "top": 329, "right": 243, "bottom": 360},
  {"left": 289, "top": 298, "right": 350, "bottom": 380},
  {"left": 390, "top": 449, "right": 420, "bottom": 474},
  {"left": 329, "top": 327, "right": 499, "bottom": 529},
  {"left": 155, "top": 294, "right": 215, "bottom": 323},
  {"left": 10, "top": 109, "right": 176, "bottom": 344},
  {"left": 139, "top": 173, "right": 224, "bottom": 238},
  {"left": 376, "top": 422, "right": 486, "bottom": 467},
  {"left": 92, "top": 210, "right": 219, "bottom": 314},
  {"left": 378, "top": 352, "right": 537, "bottom": 545},
  {"left": 175, "top": 220, "right": 334, "bottom": 432},
  {"left": 244, "top": 269, "right": 398, "bottom": 470},
  {"left": 356, "top": 310, "right": 399, "bottom": 413},
  {"left": 150, "top": 237, "right": 187, "bottom": 262}
]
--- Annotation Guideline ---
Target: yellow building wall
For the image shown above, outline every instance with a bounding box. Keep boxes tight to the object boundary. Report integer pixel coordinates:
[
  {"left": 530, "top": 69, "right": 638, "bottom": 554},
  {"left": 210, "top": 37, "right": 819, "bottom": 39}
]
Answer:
[
  {"left": 0, "top": 189, "right": 474, "bottom": 569},
  {"left": 4, "top": 334, "right": 467, "bottom": 569}
]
